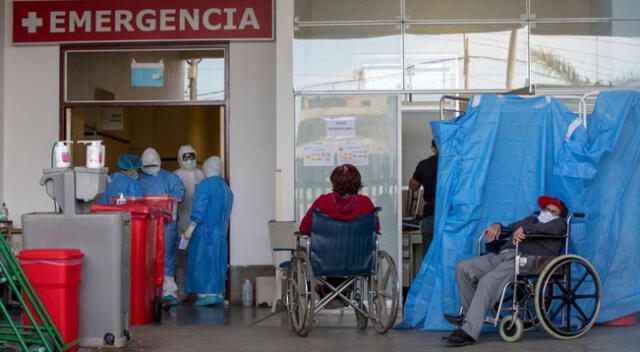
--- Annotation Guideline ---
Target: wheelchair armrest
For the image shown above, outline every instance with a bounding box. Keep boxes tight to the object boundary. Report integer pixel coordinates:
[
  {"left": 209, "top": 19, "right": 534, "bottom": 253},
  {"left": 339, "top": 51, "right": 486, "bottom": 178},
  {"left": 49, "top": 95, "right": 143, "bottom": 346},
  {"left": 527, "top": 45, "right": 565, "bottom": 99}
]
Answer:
[
  {"left": 294, "top": 231, "right": 310, "bottom": 237},
  {"left": 522, "top": 232, "right": 567, "bottom": 239}
]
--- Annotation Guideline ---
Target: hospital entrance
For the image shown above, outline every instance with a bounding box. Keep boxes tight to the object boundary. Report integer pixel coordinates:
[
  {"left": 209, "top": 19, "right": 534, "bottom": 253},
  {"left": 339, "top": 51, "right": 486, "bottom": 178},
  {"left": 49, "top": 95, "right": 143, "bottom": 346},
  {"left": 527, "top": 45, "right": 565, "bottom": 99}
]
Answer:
[{"left": 62, "top": 46, "right": 231, "bottom": 320}]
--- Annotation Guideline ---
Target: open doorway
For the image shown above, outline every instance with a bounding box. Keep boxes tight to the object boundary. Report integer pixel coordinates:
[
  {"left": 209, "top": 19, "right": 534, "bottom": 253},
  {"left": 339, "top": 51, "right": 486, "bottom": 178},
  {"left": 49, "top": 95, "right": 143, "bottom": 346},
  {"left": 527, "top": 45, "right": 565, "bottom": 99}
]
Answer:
[
  {"left": 66, "top": 104, "right": 225, "bottom": 303},
  {"left": 400, "top": 96, "right": 468, "bottom": 295},
  {"left": 67, "top": 105, "right": 225, "bottom": 174}
]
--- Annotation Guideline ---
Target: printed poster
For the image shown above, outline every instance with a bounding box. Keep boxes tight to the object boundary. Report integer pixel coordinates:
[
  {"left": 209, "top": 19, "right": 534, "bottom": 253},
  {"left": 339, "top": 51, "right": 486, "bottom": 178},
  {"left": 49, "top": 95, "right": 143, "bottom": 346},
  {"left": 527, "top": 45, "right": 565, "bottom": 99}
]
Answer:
[
  {"left": 303, "top": 144, "right": 335, "bottom": 167},
  {"left": 337, "top": 143, "right": 369, "bottom": 166}
]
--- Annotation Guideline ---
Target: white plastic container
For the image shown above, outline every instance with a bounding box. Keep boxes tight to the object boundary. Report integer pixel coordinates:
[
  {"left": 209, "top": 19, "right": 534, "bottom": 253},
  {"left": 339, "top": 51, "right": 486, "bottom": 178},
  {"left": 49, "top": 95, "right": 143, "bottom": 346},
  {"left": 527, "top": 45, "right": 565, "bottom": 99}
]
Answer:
[
  {"left": 242, "top": 279, "right": 253, "bottom": 306},
  {"left": 53, "top": 141, "right": 73, "bottom": 168},
  {"left": 78, "top": 141, "right": 105, "bottom": 168}
]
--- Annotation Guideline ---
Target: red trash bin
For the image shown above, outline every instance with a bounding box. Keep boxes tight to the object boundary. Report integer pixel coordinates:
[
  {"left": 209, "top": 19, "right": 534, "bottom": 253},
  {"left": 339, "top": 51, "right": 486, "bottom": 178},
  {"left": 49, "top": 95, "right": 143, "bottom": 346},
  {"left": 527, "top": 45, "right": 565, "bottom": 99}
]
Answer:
[
  {"left": 122, "top": 196, "right": 180, "bottom": 293},
  {"left": 18, "top": 249, "right": 84, "bottom": 351},
  {"left": 91, "top": 203, "right": 160, "bottom": 325}
]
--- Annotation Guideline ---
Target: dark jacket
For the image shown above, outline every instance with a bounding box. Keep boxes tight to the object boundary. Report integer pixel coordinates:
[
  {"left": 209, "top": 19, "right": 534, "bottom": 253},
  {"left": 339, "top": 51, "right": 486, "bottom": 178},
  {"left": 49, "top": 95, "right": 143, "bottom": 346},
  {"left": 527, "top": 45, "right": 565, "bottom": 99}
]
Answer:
[{"left": 499, "top": 216, "right": 567, "bottom": 256}]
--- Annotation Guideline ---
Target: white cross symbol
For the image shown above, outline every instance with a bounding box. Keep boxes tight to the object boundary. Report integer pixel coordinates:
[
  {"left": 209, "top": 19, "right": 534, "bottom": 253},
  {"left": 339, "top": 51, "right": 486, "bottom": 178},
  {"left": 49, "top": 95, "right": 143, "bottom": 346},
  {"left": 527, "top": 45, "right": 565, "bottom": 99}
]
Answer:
[{"left": 22, "top": 12, "right": 43, "bottom": 34}]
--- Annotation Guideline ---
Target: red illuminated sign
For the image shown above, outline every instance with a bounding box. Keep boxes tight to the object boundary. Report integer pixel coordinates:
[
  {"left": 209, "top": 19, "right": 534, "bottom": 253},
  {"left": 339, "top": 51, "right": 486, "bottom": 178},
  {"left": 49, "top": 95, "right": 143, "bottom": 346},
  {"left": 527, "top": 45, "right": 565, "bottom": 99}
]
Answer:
[{"left": 13, "top": 0, "right": 274, "bottom": 44}]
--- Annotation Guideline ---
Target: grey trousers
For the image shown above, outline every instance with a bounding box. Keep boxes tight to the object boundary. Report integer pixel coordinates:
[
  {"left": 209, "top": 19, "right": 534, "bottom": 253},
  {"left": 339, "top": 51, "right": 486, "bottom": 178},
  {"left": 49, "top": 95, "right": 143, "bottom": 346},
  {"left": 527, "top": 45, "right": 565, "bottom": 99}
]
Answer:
[{"left": 456, "top": 250, "right": 516, "bottom": 340}]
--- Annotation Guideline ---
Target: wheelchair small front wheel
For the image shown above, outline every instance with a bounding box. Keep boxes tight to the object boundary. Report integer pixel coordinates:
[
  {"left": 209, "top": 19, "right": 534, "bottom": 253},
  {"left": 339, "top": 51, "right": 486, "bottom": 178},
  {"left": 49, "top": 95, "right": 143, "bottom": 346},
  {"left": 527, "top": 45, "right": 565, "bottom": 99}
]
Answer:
[
  {"left": 499, "top": 315, "right": 524, "bottom": 343},
  {"left": 372, "top": 250, "right": 399, "bottom": 334}
]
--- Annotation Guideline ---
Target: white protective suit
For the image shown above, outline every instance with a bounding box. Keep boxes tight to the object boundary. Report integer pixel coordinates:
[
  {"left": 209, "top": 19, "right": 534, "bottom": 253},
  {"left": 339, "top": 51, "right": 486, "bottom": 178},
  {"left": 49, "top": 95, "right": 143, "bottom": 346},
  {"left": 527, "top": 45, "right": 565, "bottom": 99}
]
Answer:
[{"left": 174, "top": 145, "right": 206, "bottom": 236}]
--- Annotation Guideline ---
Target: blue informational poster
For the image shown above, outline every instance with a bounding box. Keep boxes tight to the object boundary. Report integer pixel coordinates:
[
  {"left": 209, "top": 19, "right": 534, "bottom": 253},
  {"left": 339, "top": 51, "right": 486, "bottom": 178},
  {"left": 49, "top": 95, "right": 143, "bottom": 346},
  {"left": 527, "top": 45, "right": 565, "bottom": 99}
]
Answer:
[{"left": 131, "top": 59, "right": 164, "bottom": 87}]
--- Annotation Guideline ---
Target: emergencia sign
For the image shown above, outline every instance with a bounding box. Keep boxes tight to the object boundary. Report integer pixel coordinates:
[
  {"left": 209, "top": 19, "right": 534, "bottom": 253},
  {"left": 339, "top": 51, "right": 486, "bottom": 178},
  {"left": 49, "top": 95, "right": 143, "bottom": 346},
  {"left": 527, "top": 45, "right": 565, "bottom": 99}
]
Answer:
[{"left": 13, "top": 0, "right": 274, "bottom": 44}]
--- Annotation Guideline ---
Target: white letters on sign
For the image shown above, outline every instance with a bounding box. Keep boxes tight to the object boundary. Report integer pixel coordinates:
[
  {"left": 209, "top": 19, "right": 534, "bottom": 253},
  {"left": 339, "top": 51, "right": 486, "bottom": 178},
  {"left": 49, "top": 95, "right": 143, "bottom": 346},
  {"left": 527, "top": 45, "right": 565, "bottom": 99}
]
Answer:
[{"left": 32, "top": 8, "right": 261, "bottom": 34}]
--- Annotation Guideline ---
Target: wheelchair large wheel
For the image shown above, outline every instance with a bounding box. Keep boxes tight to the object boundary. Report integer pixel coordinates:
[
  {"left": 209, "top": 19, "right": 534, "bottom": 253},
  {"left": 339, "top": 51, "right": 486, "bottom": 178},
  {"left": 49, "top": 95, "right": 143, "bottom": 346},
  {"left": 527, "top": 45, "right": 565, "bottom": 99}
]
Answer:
[
  {"left": 534, "top": 254, "right": 601, "bottom": 340},
  {"left": 286, "top": 253, "right": 314, "bottom": 337},
  {"left": 371, "top": 250, "right": 400, "bottom": 334}
]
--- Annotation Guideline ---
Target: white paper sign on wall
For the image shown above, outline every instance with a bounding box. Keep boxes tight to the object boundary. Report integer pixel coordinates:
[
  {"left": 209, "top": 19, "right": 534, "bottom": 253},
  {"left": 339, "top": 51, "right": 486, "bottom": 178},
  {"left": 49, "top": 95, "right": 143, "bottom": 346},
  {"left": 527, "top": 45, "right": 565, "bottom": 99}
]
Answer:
[
  {"left": 303, "top": 144, "right": 335, "bottom": 167},
  {"left": 325, "top": 117, "right": 356, "bottom": 139},
  {"left": 101, "top": 107, "right": 124, "bottom": 131},
  {"left": 337, "top": 143, "right": 369, "bottom": 166}
]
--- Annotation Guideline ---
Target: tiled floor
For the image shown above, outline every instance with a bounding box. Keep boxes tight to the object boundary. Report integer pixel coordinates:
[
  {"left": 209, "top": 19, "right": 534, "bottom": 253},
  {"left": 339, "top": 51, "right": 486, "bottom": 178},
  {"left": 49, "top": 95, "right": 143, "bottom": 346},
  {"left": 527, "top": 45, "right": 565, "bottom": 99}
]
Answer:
[{"left": 107, "top": 306, "right": 639, "bottom": 352}]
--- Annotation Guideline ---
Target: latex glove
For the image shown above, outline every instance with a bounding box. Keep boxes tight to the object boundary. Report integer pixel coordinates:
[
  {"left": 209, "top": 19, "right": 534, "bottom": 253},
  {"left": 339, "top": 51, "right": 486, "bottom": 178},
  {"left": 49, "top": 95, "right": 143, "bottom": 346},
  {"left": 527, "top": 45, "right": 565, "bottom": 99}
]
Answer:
[{"left": 184, "top": 223, "right": 197, "bottom": 240}]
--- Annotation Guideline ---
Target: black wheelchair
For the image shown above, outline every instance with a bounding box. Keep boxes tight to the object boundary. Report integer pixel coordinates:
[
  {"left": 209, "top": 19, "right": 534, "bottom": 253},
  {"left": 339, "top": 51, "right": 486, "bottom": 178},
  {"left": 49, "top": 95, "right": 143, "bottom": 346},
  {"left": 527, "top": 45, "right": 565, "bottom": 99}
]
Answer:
[
  {"left": 476, "top": 212, "right": 601, "bottom": 342},
  {"left": 285, "top": 209, "right": 400, "bottom": 337}
]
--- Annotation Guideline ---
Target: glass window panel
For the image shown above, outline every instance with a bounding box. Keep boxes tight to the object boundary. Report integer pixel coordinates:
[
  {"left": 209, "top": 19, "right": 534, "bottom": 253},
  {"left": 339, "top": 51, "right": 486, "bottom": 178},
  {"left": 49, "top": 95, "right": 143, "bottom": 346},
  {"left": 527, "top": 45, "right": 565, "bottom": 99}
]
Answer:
[
  {"left": 532, "top": 0, "right": 640, "bottom": 20},
  {"left": 294, "top": 25, "right": 402, "bottom": 91},
  {"left": 531, "top": 21, "right": 640, "bottom": 88},
  {"left": 295, "top": 0, "right": 401, "bottom": 22},
  {"left": 404, "top": 24, "right": 529, "bottom": 90},
  {"left": 405, "top": 0, "right": 526, "bottom": 21},
  {"left": 66, "top": 49, "right": 225, "bottom": 102},
  {"left": 295, "top": 94, "right": 399, "bottom": 270}
]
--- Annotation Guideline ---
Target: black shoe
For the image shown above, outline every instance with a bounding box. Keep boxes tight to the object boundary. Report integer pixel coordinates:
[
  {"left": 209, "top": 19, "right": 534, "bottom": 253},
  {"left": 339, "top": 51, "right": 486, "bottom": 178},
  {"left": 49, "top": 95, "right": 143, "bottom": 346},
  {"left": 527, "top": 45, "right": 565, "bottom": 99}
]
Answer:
[
  {"left": 441, "top": 329, "right": 476, "bottom": 347},
  {"left": 444, "top": 314, "right": 465, "bottom": 327}
]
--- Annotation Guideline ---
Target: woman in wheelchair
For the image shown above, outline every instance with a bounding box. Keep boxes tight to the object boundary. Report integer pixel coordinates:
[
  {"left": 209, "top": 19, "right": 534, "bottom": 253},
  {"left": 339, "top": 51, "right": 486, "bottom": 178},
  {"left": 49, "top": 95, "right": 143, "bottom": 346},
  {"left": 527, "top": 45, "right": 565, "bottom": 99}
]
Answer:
[
  {"left": 442, "top": 195, "right": 568, "bottom": 346},
  {"left": 288, "top": 164, "right": 399, "bottom": 336},
  {"left": 299, "top": 164, "right": 379, "bottom": 309},
  {"left": 299, "top": 164, "right": 379, "bottom": 234}
]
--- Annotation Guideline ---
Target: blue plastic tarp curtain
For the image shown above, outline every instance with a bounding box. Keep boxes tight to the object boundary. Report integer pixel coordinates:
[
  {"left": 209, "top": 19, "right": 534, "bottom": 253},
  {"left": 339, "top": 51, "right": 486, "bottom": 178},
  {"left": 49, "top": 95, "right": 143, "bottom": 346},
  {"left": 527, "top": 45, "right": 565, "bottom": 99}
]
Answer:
[
  {"left": 401, "top": 91, "right": 640, "bottom": 330},
  {"left": 552, "top": 91, "right": 640, "bottom": 322}
]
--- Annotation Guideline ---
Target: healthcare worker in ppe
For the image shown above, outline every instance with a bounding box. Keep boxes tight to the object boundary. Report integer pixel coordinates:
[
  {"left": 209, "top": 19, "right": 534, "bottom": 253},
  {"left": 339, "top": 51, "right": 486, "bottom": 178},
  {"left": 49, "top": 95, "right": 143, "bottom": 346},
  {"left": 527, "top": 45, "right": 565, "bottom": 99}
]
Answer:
[
  {"left": 184, "top": 156, "right": 233, "bottom": 306},
  {"left": 138, "top": 147, "right": 186, "bottom": 306},
  {"left": 174, "top": 145, "right": 205, "bottom": 300},
  {"left": 174, "top": 145, "right": 205, "bottom": 238},
  {"left": 96, "top": 154, "right": 143, "bottom": 204}
]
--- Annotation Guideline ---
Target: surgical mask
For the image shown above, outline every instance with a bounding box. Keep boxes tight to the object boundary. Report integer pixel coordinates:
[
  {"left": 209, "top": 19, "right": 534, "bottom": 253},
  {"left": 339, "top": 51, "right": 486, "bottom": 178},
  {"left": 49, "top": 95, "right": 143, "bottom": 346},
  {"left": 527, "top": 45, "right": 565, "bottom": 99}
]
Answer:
[
  {"left": 538, "top": 210, "right": 559, "bottom": 223},
  {"left": 143, "top": 165, "right": 160, "bottom": 176},
  {"left": 131, "top": 172, "right": 139, "bottom": 180}
]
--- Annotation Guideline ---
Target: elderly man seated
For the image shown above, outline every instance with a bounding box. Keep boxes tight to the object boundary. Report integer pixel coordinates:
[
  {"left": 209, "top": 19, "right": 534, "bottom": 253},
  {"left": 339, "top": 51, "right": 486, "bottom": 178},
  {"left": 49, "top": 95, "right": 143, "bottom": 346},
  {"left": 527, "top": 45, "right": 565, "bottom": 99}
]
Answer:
[{"left": 441, "top": 195, "right": 567, "bottom": 347}]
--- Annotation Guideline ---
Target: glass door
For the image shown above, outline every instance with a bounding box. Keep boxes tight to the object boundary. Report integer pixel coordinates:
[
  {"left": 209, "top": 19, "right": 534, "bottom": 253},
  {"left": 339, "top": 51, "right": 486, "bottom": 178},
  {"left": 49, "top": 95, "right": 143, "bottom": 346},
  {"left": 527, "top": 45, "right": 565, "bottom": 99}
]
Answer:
[{"left": 294, "top": 94, "right": 400, "bottom": 276}]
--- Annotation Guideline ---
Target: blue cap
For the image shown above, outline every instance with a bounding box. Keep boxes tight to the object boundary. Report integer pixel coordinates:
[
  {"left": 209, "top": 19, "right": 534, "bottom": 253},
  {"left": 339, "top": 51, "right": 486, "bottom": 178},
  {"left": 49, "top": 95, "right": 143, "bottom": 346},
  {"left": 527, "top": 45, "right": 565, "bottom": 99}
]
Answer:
[{"left": 118, "top": 154, "right": 142, "bottom": 171}]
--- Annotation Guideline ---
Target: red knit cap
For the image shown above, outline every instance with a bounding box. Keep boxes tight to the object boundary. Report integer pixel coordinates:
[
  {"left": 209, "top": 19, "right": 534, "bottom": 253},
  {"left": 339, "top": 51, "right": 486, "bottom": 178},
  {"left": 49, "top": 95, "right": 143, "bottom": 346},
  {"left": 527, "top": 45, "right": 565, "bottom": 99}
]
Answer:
[{"left": 538, "top": 195, "right": 565, "bottom": 213}]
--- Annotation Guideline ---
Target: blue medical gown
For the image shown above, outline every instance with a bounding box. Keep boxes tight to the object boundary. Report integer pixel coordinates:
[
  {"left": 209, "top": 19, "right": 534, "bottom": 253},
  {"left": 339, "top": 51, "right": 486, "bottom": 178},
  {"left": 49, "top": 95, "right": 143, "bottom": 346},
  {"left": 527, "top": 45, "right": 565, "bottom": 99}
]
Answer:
[
  {"left": 186, "top": 176, "right": 233, "bottom": 295},
  {"left": 96, "top": 172, "right": 143, "bottom": 204},
  {"left": 138, "top": 169, "right": 186, "bottom": 277}
]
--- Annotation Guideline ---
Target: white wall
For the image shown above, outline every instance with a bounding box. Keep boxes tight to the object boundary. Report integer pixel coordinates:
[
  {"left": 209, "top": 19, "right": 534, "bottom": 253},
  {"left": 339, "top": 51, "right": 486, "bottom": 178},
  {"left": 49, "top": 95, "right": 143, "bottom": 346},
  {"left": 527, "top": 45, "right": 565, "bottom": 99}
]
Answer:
[
  {"left": 2, "top": 1, "right": 60, "bottom": 224},
  {"left": 228, "top": 41, "right": 276, "bottom": 266}
]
